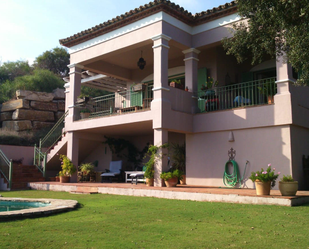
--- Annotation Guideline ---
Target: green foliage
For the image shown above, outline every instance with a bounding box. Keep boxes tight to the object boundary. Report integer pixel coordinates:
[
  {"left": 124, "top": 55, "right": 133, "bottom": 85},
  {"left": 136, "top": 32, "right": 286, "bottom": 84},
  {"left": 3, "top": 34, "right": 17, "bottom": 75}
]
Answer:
[
  {"left": 144, "top": 144, "right": 169, "bottom": 179},
  {"left": 201, "top": 77, "right": 218, "bottom": 91},
  {"left": 59, "top": 154, "right": 76, "bottom": 176},
  {"left": 79, "top": 163, "right": 94, "bottom": 175},
  {"left": 171, "top": 142, "right": 186, "bottom": 174},
  {"left": 33, "top": 47, "right": 70, "bottom": 77},
  {"left": 81, "top": 85, "right": 110, "bottom": 98},
  {"left": 281, "top": 175, "right": 294, "bottom": 182},
  {"left": 222, "top": 0, "right": 309, "bottom": 85},
  {"left": 0, "top": 69, "right": 64, "bottom": 103},
  {"left": 104, "top": 136, "right": 149, "bottom": 170},
  {"left": 80, "top": 108, "right": 91, "bottom": 113},
  {"left": 13, "top": 69, "right": 64, "bottom": 92},
  {"left": 0, "top": 60, "right": 32, "bottom": 83},
  {"left": 249, "top": 163, "right": 279, "bottom": 187},
  {"left": 160, "top": 169, "right": 183, "bottom": 181}
]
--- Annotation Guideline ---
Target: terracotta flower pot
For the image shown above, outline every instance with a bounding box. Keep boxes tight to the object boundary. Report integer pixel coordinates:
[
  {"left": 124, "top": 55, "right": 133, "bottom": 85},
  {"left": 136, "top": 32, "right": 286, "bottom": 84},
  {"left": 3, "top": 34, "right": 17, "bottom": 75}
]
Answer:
[
  {"left": 180, "top": 175, "right": 186, "bottom": 185},
  {"left": 60, "top": 176, "right": 70, "bottom": 183},
  {"left": 80, "top": 113, "right": 90, "bottom": 119},
  {"left": 279, "top": 181, "right": 298, "bottom": 196},
  {"left": 146, "top": 178, "right": 154, "bottom": 186},
  {"left": 255, "top": 180, "right": 271, "bottom": 195},
  {"left": 164, "top": 177, "right": 178, "bottom": 187}
]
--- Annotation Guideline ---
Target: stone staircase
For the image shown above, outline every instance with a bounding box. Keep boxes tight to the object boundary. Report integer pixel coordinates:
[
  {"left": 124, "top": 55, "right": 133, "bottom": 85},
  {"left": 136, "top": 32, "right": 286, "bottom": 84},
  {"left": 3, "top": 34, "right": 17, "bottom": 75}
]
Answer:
[
  {"left": 9, "top": 163, "right": 45, "bottom": 190},
  {"left": 46, "top": 135, "right": 67, "bottom": 163}
]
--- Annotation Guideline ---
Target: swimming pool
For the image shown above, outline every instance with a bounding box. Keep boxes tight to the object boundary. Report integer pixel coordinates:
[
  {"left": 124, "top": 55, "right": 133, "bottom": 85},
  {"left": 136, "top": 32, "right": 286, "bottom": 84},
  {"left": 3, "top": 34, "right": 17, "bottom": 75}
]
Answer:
[
  {"left": 0, "top": 197, "right": 78, "bottom": 219},
  {"left": 0, "top": 200, "right": 50, "bottom": 212}
]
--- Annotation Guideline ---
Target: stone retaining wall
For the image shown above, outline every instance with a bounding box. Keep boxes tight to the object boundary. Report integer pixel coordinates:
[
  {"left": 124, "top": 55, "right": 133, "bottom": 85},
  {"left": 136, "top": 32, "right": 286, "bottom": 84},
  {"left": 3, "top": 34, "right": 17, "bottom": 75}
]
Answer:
[{"left": 0, "top": 89, "right": 65, "bottom": 131}]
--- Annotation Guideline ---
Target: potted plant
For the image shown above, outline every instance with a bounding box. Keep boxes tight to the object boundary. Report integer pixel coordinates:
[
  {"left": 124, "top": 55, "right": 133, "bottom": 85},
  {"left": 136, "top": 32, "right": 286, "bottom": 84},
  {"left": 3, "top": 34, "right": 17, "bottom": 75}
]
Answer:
[
  {"left": 201, "top": 77, "right": 218, "bottom": 93},
  {"left": 257, "top": 78, "right": 276, "bottom": 104},
  {"left": 279, "top": 175, "right": 298, "bottom": 196},
  {"left": 169, "top": 79, "right": 184, "bottom": 89},
  {"left": 80, "top": 109, "right": 91, "bottom": 119},
  {"left": 79, "top": 162, "right": 94, "bottom": 182},
  {"left": 160, "top": 169, "right": 183, "bottom": 187},
  {"left": 249, "top": 164, "right": 280, "bottom": 195},
  {"left": 59, "top": 154, "right": 76, "bottom": 183},
  {"left": 144, "top": 163, "right": 154, "bottom": 186},
  {"left": 171, "top": 142, "right": 186, "bottom": 185}
]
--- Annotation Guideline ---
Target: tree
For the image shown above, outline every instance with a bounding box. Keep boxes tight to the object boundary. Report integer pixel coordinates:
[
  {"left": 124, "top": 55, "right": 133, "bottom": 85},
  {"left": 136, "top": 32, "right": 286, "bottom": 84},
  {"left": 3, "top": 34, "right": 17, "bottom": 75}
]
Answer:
[
  {"left": 222, "top": 0, "right": 309, "bottom": 84},
  {"left": 0, "top": 61, "right": 32, "bottom": 83},
  {"left": 0, "top": 69, "right": 64, "bottom": 103},
  {"left": 34, "top": 47, "right": 70, "bottom": 77}
]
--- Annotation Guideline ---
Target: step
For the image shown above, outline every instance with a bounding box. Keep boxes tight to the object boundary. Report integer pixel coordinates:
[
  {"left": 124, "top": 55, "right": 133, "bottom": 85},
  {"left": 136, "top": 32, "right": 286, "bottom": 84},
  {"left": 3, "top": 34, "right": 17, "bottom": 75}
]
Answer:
[{"left": 70, "top": 191, "right": 98, "bottom": 195}]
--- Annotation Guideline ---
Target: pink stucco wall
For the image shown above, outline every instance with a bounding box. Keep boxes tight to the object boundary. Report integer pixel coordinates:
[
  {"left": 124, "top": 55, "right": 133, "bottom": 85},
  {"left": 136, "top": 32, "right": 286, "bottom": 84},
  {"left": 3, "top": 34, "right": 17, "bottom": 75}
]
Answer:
[
  {"left": 186, "top": 125, "right": 292, "bottom": 189},
  {"left": 0, "top": 145, "right": 34, "bottom": 166}
]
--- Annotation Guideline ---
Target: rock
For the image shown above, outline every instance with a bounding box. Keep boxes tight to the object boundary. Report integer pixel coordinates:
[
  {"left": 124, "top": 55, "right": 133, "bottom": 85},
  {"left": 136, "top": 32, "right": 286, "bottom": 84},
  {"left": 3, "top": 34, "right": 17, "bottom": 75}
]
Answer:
[
  {"left": 12, "top": 109, "right": 54, "bottom": 122},
  {"left": 57, "top": 101, "right": 65, "bottom": 111},
  {"left": 16, "top": 90, "right": 54, "bottom": 102},
  {"left": 53, "top": 88, "right": 65, "bottom": 100},
  {"left": 2, "top": 120, "right": 32, "bottom": 131},
  {"left": 32, "top": 121, "right": 54, "bottom": 130},
  {"left": 30, "top": 101, "right": 58, "bottom": 112},
  {"left": 1, "top": 99, "right": 30, "bottom": 112},
  {"left": 0, "top": 112, "right": 13, "bottom": 121}
]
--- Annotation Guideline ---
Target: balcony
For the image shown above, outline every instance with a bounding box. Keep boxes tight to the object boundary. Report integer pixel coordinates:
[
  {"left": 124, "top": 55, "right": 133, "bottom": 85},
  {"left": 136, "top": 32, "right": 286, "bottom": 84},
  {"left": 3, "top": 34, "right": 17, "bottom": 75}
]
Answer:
[
  {"left": 197, "top": 77, "right": 277, "bottom": 113},
  {"left": 77, "top": 84, "right": 153, "bottom": 120}
]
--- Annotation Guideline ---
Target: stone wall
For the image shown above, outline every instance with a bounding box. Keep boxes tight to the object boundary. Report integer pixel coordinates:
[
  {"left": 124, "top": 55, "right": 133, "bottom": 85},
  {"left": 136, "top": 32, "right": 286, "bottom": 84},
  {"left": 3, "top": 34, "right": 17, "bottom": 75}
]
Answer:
[{"left": 0, "top": 89, "right": 65, "bottom": 131}]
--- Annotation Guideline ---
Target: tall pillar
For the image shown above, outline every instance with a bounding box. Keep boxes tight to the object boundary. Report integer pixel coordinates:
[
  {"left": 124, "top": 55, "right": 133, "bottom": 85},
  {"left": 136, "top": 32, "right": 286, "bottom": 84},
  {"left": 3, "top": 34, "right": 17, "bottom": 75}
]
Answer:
[
  {"left": 183, "top": 48, "right": 200, "bottom": 113},
  {"left": 153, "top": 128, "right": 168, "bottom": 187},
  {"left": 151, "top": 34, "right": 172, "bottom": 129},
  {"left": 275, "top": 55, "right": 294, "bottom": 94},
  {"left": 183, "top": 48, "right": 200, "bottom": 93},
  {"left": 66, "top": 131, "right": 79, "bottom": 182},
  {"left": 66, "top": 63, "right": 83, "bottom": 123}
]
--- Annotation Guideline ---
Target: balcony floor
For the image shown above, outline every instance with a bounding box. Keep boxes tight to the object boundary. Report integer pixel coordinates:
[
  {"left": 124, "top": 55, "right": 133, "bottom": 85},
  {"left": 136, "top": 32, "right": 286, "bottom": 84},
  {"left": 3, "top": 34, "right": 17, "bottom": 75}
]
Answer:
[{"left": 28, "top": 182, "right": 309, "bottom": 207}]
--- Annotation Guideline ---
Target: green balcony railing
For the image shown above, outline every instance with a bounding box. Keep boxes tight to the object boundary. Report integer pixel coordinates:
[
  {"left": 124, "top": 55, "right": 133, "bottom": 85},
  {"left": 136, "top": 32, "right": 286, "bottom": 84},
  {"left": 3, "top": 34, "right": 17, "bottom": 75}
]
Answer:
[
  {"left": 0, "top": 149, "right": 12, "bottom": 189},
  {"left": 82, "top": 84, "right": 153, "bottom": 119},
  {"left": 197, "top": 77, "right": 277, "bottom": 112},
  {"left": 34, "top": 110, "right": 68, "bottom": 177}
]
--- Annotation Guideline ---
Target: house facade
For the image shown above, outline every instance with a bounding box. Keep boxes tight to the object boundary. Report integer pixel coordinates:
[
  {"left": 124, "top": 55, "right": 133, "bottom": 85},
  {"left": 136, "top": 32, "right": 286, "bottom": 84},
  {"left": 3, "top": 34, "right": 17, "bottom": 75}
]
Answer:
[{"left": 51, "top": 1, "right": 309, "bottom": 189}]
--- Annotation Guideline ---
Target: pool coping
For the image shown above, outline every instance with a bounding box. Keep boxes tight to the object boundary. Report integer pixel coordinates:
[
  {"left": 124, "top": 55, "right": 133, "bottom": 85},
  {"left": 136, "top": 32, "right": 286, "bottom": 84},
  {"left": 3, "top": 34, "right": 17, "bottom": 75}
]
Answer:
[{"left": 0, "top": 197, "right": 78, "bottom": 220}]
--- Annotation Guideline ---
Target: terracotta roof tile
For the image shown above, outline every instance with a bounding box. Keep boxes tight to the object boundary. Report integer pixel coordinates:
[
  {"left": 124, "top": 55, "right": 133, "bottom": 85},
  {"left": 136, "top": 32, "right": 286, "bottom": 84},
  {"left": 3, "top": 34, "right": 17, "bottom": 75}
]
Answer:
[{"left": 59, "top": 0, "right": 237, "bottom": 48}]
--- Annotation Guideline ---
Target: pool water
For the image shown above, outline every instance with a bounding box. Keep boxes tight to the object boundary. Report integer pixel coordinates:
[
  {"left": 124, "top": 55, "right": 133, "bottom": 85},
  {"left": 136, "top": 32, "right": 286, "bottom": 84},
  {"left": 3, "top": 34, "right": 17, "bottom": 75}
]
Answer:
[{"left": 0, "top": 200, "right": 50, "bottom": 212}]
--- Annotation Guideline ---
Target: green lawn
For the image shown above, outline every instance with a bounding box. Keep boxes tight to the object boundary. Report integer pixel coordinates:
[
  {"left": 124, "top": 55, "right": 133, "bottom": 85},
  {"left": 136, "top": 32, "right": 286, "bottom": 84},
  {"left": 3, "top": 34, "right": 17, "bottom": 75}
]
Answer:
[{"left": 0, "top": 190, "right": 308, "bottom": 249}]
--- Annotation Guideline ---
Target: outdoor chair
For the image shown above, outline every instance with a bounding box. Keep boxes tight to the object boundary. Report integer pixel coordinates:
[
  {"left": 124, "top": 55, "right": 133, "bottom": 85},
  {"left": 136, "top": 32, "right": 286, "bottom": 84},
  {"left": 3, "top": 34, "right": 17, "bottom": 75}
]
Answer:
[
  {"left": 101, "top": 160, "right": 122, "bottom": 183},
  {"left": 130, "top": 166, "right": 146, "bottom": 185}
]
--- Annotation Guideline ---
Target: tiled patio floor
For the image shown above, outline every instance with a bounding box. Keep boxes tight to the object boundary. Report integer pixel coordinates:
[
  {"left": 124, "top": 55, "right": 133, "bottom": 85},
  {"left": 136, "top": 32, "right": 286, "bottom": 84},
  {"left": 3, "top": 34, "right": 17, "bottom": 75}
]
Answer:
[{"left": 28, "top": 182, "right": 309, "bottom": 207}]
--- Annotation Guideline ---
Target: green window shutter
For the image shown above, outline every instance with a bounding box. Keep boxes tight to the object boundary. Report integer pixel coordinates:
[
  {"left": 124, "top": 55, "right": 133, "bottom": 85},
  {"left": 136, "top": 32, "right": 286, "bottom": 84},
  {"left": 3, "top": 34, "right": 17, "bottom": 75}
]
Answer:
[
  {"left": 198, "top": 68, "right": 207, "bottom": 92},
  {"left": 130, "top": 87, "right": 143, "bottom": 107}
]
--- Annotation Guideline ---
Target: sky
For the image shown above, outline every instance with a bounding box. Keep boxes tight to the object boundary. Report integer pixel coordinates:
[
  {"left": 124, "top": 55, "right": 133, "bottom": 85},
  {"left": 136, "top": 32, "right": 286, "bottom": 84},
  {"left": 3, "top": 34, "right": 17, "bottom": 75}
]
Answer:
[{"left": 0, "top": 0, "right": 231, "bottom": 65}]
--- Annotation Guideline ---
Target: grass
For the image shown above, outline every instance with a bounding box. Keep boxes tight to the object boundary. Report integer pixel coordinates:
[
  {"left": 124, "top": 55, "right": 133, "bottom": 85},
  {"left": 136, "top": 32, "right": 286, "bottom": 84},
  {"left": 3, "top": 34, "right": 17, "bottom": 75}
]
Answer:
[{"left": 0, "top": 190, "right": 309, "bottom": 249}]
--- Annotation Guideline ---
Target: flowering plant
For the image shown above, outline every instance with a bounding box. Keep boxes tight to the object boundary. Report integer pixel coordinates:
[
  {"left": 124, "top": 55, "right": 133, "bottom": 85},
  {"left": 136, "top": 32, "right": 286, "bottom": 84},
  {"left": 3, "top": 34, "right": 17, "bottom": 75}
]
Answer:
[
  {"left": 249, "top": 164, "right": 280, "bottom": 187},
  {"left": 201, "top": 77, "right": 218, "bottom": 91}
]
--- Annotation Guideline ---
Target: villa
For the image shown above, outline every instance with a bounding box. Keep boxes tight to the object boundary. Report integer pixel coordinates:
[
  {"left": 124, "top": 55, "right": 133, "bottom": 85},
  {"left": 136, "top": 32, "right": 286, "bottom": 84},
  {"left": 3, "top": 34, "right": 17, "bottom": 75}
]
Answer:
[{"left": 43, "top": 0, "right": 309, "bottom": 189}]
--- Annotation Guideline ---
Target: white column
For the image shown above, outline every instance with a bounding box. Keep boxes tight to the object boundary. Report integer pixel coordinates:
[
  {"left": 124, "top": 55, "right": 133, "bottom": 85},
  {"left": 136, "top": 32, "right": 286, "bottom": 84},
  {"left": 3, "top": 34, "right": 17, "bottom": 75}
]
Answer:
[
  {"left": 66, "top": 131, "right": 79, "bottom": 183},
  {"left": 151, "top": 34, "right": 172, "bottom": 129},
  {"left": 183, "top": 48, "right": 200, "bottom": 113},
  {"left": 67, "top": 63, "right": 83, "bottom": 123},
  {"left": 275, "top": 55, "right": 294, "bottom": 94},
  {"left": 153, "top": 128, "right": 168, "bottom": 187},
  {"left": 183, "top": 48, "right": 200, "bottom": 93}
]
